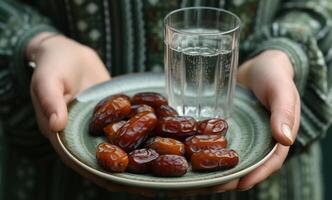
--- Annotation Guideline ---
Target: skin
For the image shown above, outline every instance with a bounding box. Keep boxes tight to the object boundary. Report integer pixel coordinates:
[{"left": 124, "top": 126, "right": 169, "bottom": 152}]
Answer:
[{"left": 28, "top": 32, "right": 300, "bottom": 195}]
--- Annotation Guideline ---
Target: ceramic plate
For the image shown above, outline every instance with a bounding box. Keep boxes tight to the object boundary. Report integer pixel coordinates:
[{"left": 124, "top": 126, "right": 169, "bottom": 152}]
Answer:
[{"left": 57, "top": 73, "right": 276, "bottom": 189}]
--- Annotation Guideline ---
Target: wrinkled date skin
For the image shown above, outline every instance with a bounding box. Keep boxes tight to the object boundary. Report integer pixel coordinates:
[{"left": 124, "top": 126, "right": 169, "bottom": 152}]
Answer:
[
  {"left": 156, "top": 116, "right": 197, "bottom": 139},
  {"left": 131, "top": 92, "right": 168, "bottom": 108},
  {"left": 90, "top": 94, "right": 131, "bottom": 136},
  {"left": 130, "top": 104, "right": 154, "bottom": 117},
  {"left": 191, "top": 149, "right": 239, "bottom": 171},
  {"left": 112, "top": 112, "right": 158, "bottom": 152},
  {"left": 96, "top": 142, "right": 129, "bottom": 172},
  {"left": 103, "top": 121, "right": 126, "bottom": 142},
  {"left": 151, "top": 155, "right": 188, "bottom": 177},
  {"left": 185, "top": 135, "right": 228, "bottom": 158},
  {"left": 127, "top": 148, "right": 159, "bottom": 174},
  {"left": 197, "top": 118, "right": 228, "bottom": 136},
  {"left": 155, "top": 105, "right": 178, "bottom": 119},
  {"left": 145, "top": 136, "right": 185, "bottom": 156}
]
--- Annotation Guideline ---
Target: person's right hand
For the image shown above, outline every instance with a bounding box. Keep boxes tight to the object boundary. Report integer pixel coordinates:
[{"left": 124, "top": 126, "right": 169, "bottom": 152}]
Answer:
[
  {"left": 28, "top": 32, "right": 111, "bottom": 136},
  {"left": 28, "top": 32, "right": 130, "bottom": 191}
]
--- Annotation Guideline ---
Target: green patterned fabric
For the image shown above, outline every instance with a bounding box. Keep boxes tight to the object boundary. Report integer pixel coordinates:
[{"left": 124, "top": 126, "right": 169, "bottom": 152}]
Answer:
[{"left": 0, "top": 0, "right": 331, "bottom": 199}]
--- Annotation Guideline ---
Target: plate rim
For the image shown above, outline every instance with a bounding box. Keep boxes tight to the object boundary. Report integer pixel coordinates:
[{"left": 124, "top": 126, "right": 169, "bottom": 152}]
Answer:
[{"left": 56, "top": 132, "right": 277, "bottom": 189}]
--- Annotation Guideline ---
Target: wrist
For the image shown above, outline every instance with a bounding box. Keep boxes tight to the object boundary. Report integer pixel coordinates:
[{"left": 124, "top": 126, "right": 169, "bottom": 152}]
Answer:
[
  {"left": 26, "top": 32, "right": 64, "bottom": 67},
  {"left": 238, "top": 49, "right": 295, "bottom": 89},
  {"left": 26, "top": 32, "right": 55, "bottom": 59}
]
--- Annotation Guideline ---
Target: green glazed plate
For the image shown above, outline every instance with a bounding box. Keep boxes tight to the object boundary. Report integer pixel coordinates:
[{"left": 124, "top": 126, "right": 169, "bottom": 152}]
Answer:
[{"left": 57, "top": 73, "right": 276, "bottom": 189}]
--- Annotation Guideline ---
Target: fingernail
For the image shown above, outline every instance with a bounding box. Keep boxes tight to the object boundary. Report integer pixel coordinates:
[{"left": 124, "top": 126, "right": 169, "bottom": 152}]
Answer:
[{"left": 281, "top": 124, "right": 293, "bottom": 144}]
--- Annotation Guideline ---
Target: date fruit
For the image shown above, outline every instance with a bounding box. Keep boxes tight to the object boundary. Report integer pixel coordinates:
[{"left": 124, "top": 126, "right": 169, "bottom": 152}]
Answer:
[
  {"left": 191, "top": 149, "right": 239, "bottom": 171},
  {"left": 197, "top": 118, "right": 228, "bottom": 136},
  {"left": 130, "top": 104, "right": 154, "bottom": 117},
  {"left": 155, "top": 105, "right": 178, "bottom": 119},
  {"left": 103, "top": 121, "right": 126, "bottom": 142},
  {"left": 96, "top": 142, "right": 129, "bottom": 172},
  {"left": 151, "top": 155, "right": 188, "bottom": 177},
  {"left": 127, "top": 148, "right": 159, "bottom": 174},
  {"left": 145, "top": 136, "right": 185, "bottom": 156},
  {"left": 185, "top": 135, "right": 228, "bottom": 158},
  {"left": 132, "top": 92, "right": 167, "bottom": 108},
  {"left": 93, "top": 92, "right": 239, "bottom": 176},
  {"left": 90, "top": 94, "right": 131, "bottom": 136},
  {"left": 156, "top": 116, "right": 197, "bottom": 139},
  {"left": 112, "top": 112, "right": 158, "bottom": 152}
]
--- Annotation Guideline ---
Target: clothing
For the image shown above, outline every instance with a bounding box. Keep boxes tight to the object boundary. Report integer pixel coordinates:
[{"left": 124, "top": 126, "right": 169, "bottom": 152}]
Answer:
[{"left": 0, "top": 0, "right": 331, "bottom": 199}]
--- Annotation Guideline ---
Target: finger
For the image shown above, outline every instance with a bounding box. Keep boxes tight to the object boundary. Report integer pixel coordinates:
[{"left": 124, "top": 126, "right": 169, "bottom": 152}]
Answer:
[
  {"left": 268, "top": 81, "right": 299, "bottom": 145},
  {"left": 237, "top": 144, "right": 289, "bottom": 190},
  {"left": 212, "top": 179, "right": 239, "bottom": 192},
  {"left": 31, "top": 75, "right": 70, "bottom": 132},
  {"left": 30, "top": 91, "right": 51, "bottom": 137}
]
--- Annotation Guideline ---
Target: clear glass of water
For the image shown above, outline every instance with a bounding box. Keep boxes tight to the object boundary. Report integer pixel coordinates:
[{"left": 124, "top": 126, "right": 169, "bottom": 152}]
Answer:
[{"left": 164, "top": 7, "right": 241, "bottom": 120}]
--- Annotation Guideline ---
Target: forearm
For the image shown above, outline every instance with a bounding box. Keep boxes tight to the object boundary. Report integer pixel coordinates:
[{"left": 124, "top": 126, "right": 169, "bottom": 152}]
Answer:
[{"left": 0, "top": 0, "right": 58, "bottom": 105}]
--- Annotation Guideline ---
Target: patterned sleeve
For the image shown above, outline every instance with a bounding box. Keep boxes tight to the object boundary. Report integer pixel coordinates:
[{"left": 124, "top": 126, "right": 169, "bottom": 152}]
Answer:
[
  {"left": 242, "top": 0, "right": 332, "bottom": 149},
  {"left": 0, "top": 0, "right": 58, "bottom": 104}
]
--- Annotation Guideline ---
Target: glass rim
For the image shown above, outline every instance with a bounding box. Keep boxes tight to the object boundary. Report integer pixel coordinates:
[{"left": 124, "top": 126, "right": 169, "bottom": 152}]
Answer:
[{"left": 164, "top": 7, "right": 241, "bottom": 36}]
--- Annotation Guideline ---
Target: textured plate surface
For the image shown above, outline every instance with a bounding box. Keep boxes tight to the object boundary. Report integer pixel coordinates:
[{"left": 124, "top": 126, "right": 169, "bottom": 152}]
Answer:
[{"left": 58, "top": 73, "right": 276, "bottom": 189}]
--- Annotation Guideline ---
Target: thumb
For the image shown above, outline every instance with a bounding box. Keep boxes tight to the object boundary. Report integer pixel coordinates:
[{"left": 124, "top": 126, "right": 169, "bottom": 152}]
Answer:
[
  {"left": 32, "top": 76, "right": 69, "bottom": 132},
  {"left": 268, "top": 81, "right": 298, "bottom": 146}
]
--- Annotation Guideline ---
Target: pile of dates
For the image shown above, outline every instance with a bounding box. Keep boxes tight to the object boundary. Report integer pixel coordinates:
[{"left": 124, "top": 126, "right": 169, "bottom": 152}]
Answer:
[{"left": 90, "top": 92, "right": 239, "bottom": 177}]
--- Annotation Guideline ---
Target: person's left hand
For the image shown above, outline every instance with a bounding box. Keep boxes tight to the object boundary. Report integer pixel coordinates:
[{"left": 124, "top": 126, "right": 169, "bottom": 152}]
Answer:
[{"left": 204, "top": 49, "right": 300, "bottom": 192}]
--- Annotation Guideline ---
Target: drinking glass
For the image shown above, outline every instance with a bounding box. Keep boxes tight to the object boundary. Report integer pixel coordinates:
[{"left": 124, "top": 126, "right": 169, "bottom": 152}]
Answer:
[{"left": 164, "top": 7, "right": 241, "bottom": 119}]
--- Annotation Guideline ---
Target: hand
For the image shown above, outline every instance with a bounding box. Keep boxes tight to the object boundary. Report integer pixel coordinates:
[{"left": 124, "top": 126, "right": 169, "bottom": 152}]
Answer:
[
  {"left": 28, "top": 33, "right": 127, "bottom": 191},
  {"left": 235, "top": 50, "right": 300, "bottom": 190},
  {"left": 29, "top": 32, "right": 111, "bottom": 135},
  {"left": 210, "top": 50, "right": 301, "bottom": 192}
]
